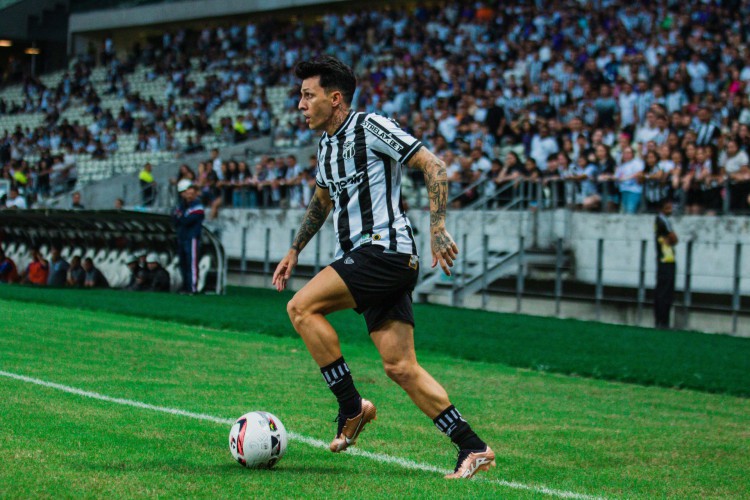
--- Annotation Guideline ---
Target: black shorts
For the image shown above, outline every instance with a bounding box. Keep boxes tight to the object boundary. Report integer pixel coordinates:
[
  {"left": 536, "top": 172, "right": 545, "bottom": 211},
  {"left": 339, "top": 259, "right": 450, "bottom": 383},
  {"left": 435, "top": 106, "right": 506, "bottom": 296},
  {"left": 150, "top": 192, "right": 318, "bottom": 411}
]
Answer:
[{"left": 330, "top": 245, "right": 419, "bottom": 333}]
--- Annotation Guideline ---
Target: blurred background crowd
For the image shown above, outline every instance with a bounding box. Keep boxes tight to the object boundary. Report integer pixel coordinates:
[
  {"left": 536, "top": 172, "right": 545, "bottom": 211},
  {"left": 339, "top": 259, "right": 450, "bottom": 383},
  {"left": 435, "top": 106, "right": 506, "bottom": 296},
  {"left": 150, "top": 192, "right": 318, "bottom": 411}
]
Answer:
[{"left": 2, "top": 0, "right": 750, "bottom": 214}]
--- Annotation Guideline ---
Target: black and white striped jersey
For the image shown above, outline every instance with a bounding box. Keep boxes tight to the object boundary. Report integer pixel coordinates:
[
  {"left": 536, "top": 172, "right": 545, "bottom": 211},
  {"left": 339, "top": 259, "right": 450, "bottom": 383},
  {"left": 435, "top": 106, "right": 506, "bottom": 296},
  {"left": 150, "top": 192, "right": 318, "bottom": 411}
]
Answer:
[{"left": 315, "top": 110, "right": 423, "bottom": 259}]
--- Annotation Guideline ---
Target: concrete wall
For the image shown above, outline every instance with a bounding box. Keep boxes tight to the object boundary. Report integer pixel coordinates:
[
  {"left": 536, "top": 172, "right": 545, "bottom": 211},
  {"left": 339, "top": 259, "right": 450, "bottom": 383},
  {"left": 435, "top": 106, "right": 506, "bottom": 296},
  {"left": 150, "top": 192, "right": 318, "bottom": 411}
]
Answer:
[{"left": 217, "top": 208, "right": 750, "bottom": 296}]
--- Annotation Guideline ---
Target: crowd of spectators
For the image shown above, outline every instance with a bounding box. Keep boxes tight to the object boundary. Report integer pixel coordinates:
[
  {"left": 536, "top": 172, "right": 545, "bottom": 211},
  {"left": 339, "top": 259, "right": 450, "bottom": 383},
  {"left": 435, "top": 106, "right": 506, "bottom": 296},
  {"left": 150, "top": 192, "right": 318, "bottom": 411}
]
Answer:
[
  {"left": 149, "top": 0, "right": 750, "bottom": 214},
  {"left": 167, "top": 150, "right": 317, "bottom": 217},
  {"left": 0, "top": 244, "right": 110, "bottom": 288},
  {"left": 0, "top": 244, "right": 172, "bottom": 293},
  {"left": 4, "top": 0, "right": 750, "bottom": 214}
]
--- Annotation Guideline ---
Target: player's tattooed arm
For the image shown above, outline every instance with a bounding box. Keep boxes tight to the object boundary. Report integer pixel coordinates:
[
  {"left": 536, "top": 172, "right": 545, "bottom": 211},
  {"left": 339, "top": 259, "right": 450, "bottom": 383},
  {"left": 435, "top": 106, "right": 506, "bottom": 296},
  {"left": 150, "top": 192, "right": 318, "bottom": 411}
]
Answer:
[
  {"left": 291, "top": 186, "right": 332, "bottom": 254},
  {"left": 407, "top": 148, "right": 459, "bottom": 275}
]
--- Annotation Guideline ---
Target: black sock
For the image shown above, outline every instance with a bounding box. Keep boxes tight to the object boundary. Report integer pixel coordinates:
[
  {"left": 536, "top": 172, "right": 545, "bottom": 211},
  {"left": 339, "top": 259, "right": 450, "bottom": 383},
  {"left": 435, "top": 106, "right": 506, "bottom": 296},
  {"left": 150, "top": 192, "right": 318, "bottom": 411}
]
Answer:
[
  {"left": 433, "top": 405, "right": 486, "bottom": 451},
  {"left": 320, "top": 357, "right": 361, "bottom": 416}
]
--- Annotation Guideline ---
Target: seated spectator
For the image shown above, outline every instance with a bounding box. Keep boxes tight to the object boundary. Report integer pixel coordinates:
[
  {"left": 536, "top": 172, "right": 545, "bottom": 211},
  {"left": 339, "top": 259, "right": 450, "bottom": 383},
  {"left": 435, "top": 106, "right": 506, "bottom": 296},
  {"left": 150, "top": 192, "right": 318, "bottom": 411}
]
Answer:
[
  {"left": 124, "top": 253, "right": 143, "bottom": 291},
  {"left": 4, "top": 187, "right": 27, "bottom": 210},
  {"left": 47, "top": 245, "right": 70, "bottom": 287},
  {"left": 70, "top": 191, "right": 85, "bottom": 210},
  {"left": 0, "top": 248, "right": 19, "bottom": 283},
  {"left": 66, "top": 255, "right": 85, "bottom": 288},
  {"left": 83, "top": 257, "right": 109, "bottom": 288},
  {"left": 146, "top": 253, "right": 170, "bottom": 292},
  {"left": 20, "top": 248, "right": 49, "bottom": 286}
]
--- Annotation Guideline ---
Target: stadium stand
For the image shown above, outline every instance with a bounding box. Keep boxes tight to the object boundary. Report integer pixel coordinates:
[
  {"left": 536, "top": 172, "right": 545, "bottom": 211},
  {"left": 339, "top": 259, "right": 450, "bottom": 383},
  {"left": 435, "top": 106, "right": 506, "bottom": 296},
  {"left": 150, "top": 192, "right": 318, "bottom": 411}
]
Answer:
[{"left": 1, "top": 0, "right": 750, "bottom": 215}]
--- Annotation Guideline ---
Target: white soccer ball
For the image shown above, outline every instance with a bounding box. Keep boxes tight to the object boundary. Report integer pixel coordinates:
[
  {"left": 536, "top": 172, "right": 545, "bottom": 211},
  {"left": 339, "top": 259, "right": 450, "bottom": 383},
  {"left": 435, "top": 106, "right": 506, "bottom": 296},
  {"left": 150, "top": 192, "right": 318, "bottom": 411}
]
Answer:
[{"left": 229, "top": 411, "right": 288, "bottom": 468}]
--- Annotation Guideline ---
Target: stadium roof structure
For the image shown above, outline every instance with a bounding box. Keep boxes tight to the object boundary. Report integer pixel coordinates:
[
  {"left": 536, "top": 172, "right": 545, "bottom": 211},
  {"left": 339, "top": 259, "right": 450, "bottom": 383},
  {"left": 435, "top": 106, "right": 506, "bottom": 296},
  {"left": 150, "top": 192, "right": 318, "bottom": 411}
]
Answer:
[
  {"left": 0, "top": 0, "right": 23, "bottom": 11},
  {"left": 69, "top": 0, "right": 349, "bottom": 33}
]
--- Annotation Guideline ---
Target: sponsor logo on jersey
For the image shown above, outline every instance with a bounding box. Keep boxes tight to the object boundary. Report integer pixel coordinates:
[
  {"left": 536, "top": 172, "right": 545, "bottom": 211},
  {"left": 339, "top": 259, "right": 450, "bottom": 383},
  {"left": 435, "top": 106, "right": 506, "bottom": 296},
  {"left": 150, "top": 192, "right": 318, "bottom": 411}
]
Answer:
[
  {"left": 327, "top": 171, "right": 366, "bottom": 198},
  {"left": 363, "top": 119, "right": 404, "bottom": 152}
]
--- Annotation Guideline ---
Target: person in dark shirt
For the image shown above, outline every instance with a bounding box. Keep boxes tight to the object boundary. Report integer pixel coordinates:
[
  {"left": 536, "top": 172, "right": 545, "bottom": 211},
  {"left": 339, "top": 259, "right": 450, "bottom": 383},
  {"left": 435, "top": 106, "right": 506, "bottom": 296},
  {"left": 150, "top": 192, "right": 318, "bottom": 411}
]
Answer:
[
  {"left": 66, "top": 255, "right": 85, "bottom": 288},
  {"left": 83, "top": 257, "right": 109, "bottom": 288},
  {"left": 0, "top": 248, "right": 19, "bottom": 283},
  {"left": 145, "top": 253, "right": 170, "bottom": 292},
  {"left": 124, "top": 253, "right": 143, "bottom": 290},
  {"left": 654, "top": 200, "right": 678, "bottom": 329},
  {"left": 47, "top": 245, "right": 70, "bottom": 287},
  {"left": 174, "top": 180, "right": 205, "bottom": 294}
]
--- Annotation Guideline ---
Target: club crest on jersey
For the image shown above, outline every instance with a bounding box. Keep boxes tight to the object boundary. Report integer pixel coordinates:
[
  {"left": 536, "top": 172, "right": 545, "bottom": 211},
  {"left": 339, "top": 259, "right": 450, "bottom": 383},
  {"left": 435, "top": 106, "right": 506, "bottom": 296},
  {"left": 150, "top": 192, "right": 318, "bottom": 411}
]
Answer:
[{"left": 342, "top": 141, "right": 356, "bottom": 160}]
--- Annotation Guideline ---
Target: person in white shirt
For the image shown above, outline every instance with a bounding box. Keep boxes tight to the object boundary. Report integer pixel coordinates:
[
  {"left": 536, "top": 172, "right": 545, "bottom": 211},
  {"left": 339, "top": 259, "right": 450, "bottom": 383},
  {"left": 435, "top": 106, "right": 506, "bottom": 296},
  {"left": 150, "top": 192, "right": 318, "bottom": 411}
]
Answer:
[
  {"left": 618, "top": 82, "right": 638, "bottom": 132},
  {"left": 616, "top": 146, "right": 645, "bottom": 214},
  {"left": 722, "top": 139, "right": 750, "bottom": 211},
  {"left": 4, "top": 187, "right": 27, "bottom": 209},
  {"left": 634, "top": 110, "right": 660, "bottom": 155},
  {"left": 529, "top": 123, "right": 559, "bottom": 171}
]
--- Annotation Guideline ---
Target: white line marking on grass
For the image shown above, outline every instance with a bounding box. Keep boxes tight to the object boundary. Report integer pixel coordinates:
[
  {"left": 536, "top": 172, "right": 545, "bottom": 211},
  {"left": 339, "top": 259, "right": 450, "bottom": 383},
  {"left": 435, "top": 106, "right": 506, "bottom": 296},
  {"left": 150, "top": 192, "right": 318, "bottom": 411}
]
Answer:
[{"left": 1, "top": 370, "right": 605, "bottom": 500}]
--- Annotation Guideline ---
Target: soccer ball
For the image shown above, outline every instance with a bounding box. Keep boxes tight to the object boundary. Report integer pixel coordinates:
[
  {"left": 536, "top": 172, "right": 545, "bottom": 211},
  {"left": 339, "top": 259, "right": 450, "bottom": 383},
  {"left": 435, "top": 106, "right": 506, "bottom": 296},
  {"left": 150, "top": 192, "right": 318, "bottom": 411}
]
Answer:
[{"left": 229, "top": 411, "right": 288, "bottom": 468}]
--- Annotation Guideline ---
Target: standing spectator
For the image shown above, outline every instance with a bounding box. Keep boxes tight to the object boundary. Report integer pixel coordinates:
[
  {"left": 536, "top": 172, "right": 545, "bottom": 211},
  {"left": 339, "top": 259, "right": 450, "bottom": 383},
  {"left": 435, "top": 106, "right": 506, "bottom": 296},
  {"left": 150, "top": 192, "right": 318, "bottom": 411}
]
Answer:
[
  {"left": 284, "top": 155, "right": 303, "bottom": 208},
  {"left": 210, "top": 148, "right": 223, "bottom": 179},
  {"left": 615, "top": 146, "right": 644, "bottom": 214},
  {"left": 694, "top": 107, "right": 719, "bottom": 147},
  {"left": 70, "top": 191, "right": 85, "bottom": 210},
  {"left": 66, "top": 255, "right": 85, "bottom": 288},
  {"left": 174, "top": 179, "right": 205, "bottom": 294},
  {"left": 721, "top": 139, "right": 750, "bottom": 211},
  {"left": 139, "top": 162, "right": 157, "bottom": 206},
  {"left": 83, "top": 257, "right": 109, "bottom": 288},
  {"left": 654, "top": 200, "right": 678, "bottom": 329},
  {"left": 0, "top": 247, "right": 19, "bottom": 283},
  {"left": 145, "top": 253, "right": 171, "bottom": 292},
  {"left": 20, "top": 248, "right": 48, "bottom": 286},
  {"left": 47, "top": 245, "right": 70, "bottom": 287},
  {"left": 529, "top": 123, "right": 559, "bottom": 171}
]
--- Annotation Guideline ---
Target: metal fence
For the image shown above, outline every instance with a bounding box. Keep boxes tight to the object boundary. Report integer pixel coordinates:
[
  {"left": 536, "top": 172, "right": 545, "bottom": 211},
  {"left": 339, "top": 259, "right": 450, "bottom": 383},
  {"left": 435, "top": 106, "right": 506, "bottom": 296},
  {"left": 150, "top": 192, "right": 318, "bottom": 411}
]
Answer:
[
  {"left": 407, "top": 177, "right": 750, "bottom": 216},
  {"left": 232, "top": 216, "right": 748, "bottom": 334}
]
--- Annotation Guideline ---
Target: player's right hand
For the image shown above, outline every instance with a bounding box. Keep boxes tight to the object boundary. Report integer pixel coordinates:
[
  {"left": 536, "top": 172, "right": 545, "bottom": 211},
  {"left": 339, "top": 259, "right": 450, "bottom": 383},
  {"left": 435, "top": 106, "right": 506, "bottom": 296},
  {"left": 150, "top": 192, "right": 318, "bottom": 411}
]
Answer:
[{"left": 272, "top": 250, "right": 299, "bottom": 292}]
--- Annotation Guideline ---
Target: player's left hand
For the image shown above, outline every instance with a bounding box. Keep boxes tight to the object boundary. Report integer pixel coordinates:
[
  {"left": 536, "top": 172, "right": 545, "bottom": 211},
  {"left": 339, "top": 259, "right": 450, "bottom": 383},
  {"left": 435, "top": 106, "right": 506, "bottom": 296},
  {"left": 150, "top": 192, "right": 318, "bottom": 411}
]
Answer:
[{"left": 430, "top": 227, "right": 458, "bottom": 276}]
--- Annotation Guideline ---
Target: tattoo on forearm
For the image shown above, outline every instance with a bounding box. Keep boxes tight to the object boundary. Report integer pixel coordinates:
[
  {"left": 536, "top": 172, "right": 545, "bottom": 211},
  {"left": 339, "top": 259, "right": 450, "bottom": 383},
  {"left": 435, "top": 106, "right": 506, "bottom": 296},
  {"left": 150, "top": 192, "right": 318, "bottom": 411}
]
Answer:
[
  {"left": 424, "top": 159, "right": 447, "bottom": 229},
  {"left": 292, "top": 194, "right": 330, "bottom": 253}
]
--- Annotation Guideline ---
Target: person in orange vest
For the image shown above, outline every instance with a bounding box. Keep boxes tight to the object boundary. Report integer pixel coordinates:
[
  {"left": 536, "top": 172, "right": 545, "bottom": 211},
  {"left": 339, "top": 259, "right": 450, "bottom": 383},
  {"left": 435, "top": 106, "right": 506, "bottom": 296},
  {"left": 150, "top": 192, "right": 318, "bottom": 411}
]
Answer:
[{"left": 20, "top": 248, "right": 49, "bottom": 286}]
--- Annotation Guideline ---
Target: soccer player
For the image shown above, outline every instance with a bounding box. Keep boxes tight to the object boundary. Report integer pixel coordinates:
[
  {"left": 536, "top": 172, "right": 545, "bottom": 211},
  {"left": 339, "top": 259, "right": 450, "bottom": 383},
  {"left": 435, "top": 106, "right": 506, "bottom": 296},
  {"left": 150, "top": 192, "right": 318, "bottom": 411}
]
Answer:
[{"left": 272, "top": 55, "right": 495, "bottom": 479}]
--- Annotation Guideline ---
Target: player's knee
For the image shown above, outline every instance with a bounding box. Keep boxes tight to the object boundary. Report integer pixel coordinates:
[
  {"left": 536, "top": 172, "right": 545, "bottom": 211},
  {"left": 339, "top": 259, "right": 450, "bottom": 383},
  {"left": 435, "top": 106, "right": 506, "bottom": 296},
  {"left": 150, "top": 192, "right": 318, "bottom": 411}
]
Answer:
[
  {"left": 286, "top": 296, "right": 308, "bottom": 331},
  {"left": 383, "top": 360, "right": 416, "bottom": 385}
]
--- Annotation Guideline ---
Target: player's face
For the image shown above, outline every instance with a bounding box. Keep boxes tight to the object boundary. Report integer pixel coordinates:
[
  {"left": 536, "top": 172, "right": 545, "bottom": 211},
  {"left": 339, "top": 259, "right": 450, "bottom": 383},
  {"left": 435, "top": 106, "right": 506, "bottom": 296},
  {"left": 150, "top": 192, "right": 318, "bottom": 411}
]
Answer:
[{"left": 299, "top": 77, "right": 334, "bottom": 132}]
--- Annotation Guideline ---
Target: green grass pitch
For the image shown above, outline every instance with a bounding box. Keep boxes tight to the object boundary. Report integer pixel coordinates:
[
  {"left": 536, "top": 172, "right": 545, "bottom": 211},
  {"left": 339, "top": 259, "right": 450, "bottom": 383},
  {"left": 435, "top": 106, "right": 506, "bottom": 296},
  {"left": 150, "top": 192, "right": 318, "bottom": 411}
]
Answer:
[{"left": 0, "top": 286, "right": 748, "bottom": 498}]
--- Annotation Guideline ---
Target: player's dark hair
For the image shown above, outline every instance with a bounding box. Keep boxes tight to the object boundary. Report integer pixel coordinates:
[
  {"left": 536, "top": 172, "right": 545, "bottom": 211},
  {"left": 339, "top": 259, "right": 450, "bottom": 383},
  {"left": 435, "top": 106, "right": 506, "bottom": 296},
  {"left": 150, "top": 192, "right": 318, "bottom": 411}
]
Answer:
[{"left": 295, "top": 55, "right": 356, "bottom": 105}]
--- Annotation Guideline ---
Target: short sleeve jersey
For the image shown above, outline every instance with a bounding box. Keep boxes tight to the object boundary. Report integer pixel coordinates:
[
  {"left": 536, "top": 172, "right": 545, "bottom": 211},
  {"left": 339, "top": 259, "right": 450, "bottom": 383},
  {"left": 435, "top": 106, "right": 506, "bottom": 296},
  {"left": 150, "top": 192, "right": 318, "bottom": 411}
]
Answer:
[{"left": 315, "top": 111, "right": 423, "bottom": 259}]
